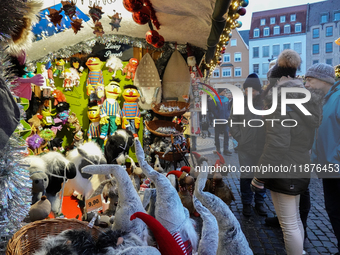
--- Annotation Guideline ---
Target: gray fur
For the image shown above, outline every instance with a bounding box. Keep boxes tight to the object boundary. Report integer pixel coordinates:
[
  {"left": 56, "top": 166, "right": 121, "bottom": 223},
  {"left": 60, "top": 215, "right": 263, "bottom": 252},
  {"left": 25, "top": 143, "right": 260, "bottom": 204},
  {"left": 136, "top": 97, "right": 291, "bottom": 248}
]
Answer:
[
  {"left": 32, "top": 235, "right": 76, "bottom": 255},
  {"left": 142, "top": 188, "right": 157, "bottom": 217},
  {"left": 193, "top": 196, "right": 218, "bottom": 255},
  {"left": 134, "top": 138, "right": 198, "bottom": 252},
  {"left": 27, "top": 156, "right": 49, "bottom": 204},
  {"left": 194, "top": 161, "right": 253, "bottom": 255},
  {"left": 82, "top": 164, "right": 149, "bottom": 244},
  {"left": 114, "top": 246, "right": 161, "bottom": 255}
]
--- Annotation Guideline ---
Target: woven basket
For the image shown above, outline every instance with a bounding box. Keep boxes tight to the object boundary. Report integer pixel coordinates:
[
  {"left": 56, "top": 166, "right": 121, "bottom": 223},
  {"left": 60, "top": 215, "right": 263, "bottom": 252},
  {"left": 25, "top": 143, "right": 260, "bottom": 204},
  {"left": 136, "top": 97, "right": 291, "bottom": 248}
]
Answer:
[
  {"left": 154, "top": 150, "right": 186, "bottom": 162},
  {"left": 151, "top": 101, "right": 189, "bottom": 117},
  {"left": 6, "top": 218, "right": 104, "bottom": 255},
  {"left": 145, "top": 120, "right": 184, "bottom": 137}
]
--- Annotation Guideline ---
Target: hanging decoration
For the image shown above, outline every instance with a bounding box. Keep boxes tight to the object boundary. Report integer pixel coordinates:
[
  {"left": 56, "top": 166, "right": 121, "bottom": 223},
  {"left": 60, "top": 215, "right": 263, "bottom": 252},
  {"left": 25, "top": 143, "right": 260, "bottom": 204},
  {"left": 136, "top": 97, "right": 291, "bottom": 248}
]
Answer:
[
  {"left": 71, "top": 18, "right": 84, "bottom": 34},
  {"left": 48, "top": 8, "right": 63, "bottom": 27},
  {"left": 145, "top": 30, "right": 160, "bottom": 45},
  {"left": 123, "top": 0, "right": 144, "bottom": 12},
  {"left": 61, "top": 0, "right": 77, "bottom": 19},
  {"left": 132, "top": 6, "right": 151, "bottom": 25},
  {"left": 144, "top": 0, "right": 160, "bottom": 30},
  {"left": 88, "top": 4, "right": 104, "bottom": 23},
  {"left": 92, "top": 21, "right": 105, "bottom": 37},
  {"left": 108, "top": 10, "right": 123, "bottom": 31}
]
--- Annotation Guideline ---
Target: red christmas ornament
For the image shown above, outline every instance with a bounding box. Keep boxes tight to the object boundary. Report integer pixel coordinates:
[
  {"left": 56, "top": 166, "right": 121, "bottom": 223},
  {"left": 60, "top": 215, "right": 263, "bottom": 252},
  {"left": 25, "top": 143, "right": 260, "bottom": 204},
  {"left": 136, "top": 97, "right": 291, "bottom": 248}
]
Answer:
[
  {"left": 132, "top": 6, "right": 150, "bottom": 25},
  {"left": 146, "top": 30, "right": 159, "bottom": 44},
  {"left": 123, "top": 0, "right": 144, "bottom": 13},
  {"left": 238, "top": 7, "right": 247, "bottom": 16},
  {"left": 153, "top": 35, "right": 164, "bottom": 48}
]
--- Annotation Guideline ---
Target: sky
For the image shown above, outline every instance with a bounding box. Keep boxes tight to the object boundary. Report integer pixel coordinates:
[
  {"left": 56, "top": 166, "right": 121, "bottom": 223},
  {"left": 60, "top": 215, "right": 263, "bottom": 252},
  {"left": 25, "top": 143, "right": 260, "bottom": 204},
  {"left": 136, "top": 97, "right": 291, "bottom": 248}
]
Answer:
[{"left": 238, "top": 0, "right": 327, "bottom": 31}]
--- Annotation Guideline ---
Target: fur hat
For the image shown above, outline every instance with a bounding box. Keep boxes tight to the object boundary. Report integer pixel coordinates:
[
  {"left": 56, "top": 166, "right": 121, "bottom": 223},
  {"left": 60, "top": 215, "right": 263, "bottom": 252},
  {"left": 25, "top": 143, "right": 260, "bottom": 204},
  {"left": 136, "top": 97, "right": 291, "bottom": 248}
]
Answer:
[
  {"left": 243, "top": 73, "right": 262, "bottom": 92},
  {"left": 269, "top": 49, "right": 301, "bottom": 79},
  {"left": 305, "top": 63, "right": 335, "bottom": 84}
]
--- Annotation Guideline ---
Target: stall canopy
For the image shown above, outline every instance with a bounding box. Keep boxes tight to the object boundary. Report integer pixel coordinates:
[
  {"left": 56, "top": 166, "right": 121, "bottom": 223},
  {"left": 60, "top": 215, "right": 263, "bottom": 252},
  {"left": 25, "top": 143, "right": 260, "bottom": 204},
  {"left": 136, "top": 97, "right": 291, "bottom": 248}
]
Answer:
[{"left": 27, "top": 0, "right": 231, "bottom": 62}]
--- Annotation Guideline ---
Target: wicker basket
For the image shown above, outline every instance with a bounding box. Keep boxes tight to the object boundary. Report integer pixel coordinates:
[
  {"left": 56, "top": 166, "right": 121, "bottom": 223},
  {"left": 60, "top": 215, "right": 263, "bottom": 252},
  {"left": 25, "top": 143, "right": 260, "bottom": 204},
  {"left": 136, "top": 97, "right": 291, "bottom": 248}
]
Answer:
[
  {"left": 145, "top": 120, "right": 184, "bottom": 137},
  {"left": 151, "top": 101, "right": 189, "bottom": 117},
  {"left": 6, "top": 218, "right": 104, "bottom": 255},
  {"left": 154, "top": 150, "right": 187, "bottom": 162}
]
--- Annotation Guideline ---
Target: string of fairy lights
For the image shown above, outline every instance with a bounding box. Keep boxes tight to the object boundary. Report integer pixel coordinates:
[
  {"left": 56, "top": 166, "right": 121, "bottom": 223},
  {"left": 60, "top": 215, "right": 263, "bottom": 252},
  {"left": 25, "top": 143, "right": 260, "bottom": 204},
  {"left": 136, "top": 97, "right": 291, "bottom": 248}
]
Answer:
[{"left": 206, "top": 0, "right": 248, "bottom": 77}]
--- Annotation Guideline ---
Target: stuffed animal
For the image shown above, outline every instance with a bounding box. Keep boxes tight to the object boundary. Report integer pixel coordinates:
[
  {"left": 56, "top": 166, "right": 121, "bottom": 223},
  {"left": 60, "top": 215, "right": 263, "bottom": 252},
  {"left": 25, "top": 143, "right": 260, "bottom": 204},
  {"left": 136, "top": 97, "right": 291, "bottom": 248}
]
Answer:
[
  {"left": 53, "top": 58, "right": 65, "bottom": 79},
  {"left": 62, "top": 68, "right": 73, "bottom": 91},
  {"left": 104, "top": 129, "right": 133, "bottom": 165},
  {"left": 106, "top": 55, "right": 123, "bottom": 77},
  {"left": 47, "top": 137, "right": 64, "bottom": 152},
  {"left": 122, "top": 58, "right": 139, "bottom": 80},
  {"left": 70, "top": 57, "right": 84, "bottom": 76},
  {"left": 29, "top": 195, "right": 51, "bottom": 222},
  {"left": 52, "top": 89, "right": 67, "bottom": 106},
  {"left": 99, "top": 79, "right": 122, "bottom": 139},
  {"left": 87, "top": 104, "right": 102, "bottom": 147},
  {"left": 153, "top": 154, "right": 163, "bottom": 173},
  {"left": 86, "top": 56, "right": 104, "bottom": 104},
  {"left": 28, "top": 114, "right": 42, "bottom": 133},
  {"left": 121, "top": 85, "right": 141, "bottom": 134},
  {"left": 68, "top": 112, "right": 81, "bottom": 133},
  {"left": 28, "top": 156, "right": 49, "bottom": 204}
]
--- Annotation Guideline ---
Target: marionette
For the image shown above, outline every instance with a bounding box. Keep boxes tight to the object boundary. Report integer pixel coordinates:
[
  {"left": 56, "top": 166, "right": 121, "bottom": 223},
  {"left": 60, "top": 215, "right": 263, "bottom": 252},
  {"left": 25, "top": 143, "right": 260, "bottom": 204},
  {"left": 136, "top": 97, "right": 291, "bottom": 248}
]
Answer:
[
  {"left": 70, "top": 57, "right": 84, "bottom": 76},
  {"left": 87, "top": 104, "right": 103, "bottom": 147},
  {"left": 86, "top": 55, "right": 104, "bottom": 104},
  {"left": 53, "top": 58, "right": 65, "bottom": 79},
  {"left": 122, "top": 58, "right": 139, "bottom": 80},
  {"left": 100, "top": 79, "right": 122, "bottom": 139},
  {"left": 121, "top": 85, "right": 141, "bottom": 134},
  {"left": 62, "top": 69, "right": 73, "bottom": 91}
]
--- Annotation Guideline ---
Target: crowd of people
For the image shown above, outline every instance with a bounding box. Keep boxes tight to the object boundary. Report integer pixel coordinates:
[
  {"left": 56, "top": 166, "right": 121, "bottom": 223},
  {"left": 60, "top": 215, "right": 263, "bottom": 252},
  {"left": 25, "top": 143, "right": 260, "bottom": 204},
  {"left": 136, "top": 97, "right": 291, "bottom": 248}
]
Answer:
[{"left": 205, "top": 49, "right": 340, "bottom": 255}]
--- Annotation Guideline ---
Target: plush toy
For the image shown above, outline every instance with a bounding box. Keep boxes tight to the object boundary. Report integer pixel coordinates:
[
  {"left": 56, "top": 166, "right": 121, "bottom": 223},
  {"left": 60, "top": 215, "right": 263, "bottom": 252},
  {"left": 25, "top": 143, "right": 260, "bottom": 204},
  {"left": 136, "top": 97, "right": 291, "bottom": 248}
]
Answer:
[
  {"left": 68, "top": 112, "right": 81, "bottom": 133},
  {"left": 28, "top": 114, "right": 42, "bottom": 133},
  {"left": 153, "top": 154, "right": 163, "bottom": 173},
  {"left": 45, "top": 61, "right": 55, "bottom": 88},
  {"left": 53, "top": 58, "right": 65, "bottom": 79},
  {"left": 86, "top": 56, "right": 104, "bottom": 104},
  {"left": 47, "top": 137, "right": 64, "bottom": 152},
  {"left": 87, "top": 104, "right": 102, "bottom": 147},
  {"left": 104, "top": 129, "right": 133, "bottom": 165},
  {"left": 70, "top": 57, "right": 84, "bottom": 76},
  {"left": 72, "top": 130, "right": 84, "bottom": 148},
  {"left": 56, "top": 102, "right": 70, "bottom": 125},
  {"left": 29, "top": 195, "right": 51, "bottom": 222},
  {"left": 100, "top": 79, "right": 122, "bottom": 139},
  {"left": 121, "top": 85, "right": 141, "bottom": 134},
  {"left": 134, "top": 138, "right": 198, "bottom": 254},
  {"left": 40, "top": 151, "right": 77, "bottom": 215},
  {"left": 122, "top": 58, "right": 139, "bottom": 80},
  {"left": 194, "top": 159, "right": 253, "bottom": 255},
  {"left": 108, "top": 11, "right": 122, "bottom": 32},
  {"left": 92, "top": 21, "right": 105, "bottom": 37},
  {"left": 52, "top": 89, "right": 67, "bottom": 106},
  {"left": 40, "top": 64, "right": 52, "bottom": 97},
  {"left": 106, "top": 55, "right": 123, "bottom": 77},
  {"left": 28, "top": 156, "right": 49, "bottom": 204},
  {"left": 41, "top": 107, "right": 56, "bottom": 127}
]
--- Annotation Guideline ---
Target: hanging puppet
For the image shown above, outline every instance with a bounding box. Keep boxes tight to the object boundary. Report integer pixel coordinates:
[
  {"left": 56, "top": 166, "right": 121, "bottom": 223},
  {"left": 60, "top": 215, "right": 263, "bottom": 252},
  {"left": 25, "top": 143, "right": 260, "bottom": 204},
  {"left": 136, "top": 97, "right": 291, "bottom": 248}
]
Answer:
[
  {"left": 70, "top": 57, "right": 84, "bottom": 76},
  {"left": 61, "top": 0, "right": 77, "bottom": 19},
  {"left": 85, "top": 55, "right": 104, "bottom": 105},
  {"left": 87, "top": 104, "right": 103, "bottom": 147},
  {"left": 108, "top": 10, "right": 122, "bottom": 31},
  {"left": 92, "top": 21, "right": 105, "bottom": 37},
  {"left": 100, "top": 79, "right": 122, "bottom": 139},
  {"left": 88, "top": 4, "right": 104, "bottom": 23},
  {"left": 121, "top": 85, "right": 141, "bottom": 134}
]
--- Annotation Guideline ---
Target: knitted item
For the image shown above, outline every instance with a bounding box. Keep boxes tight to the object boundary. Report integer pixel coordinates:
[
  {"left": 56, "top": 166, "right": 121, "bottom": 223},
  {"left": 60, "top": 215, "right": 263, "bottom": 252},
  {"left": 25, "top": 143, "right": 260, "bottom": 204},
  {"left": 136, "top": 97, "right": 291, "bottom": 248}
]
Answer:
[
  {"left": 243, "top": 73, "right": 262, "bottom": 92},
  {"left": 305, "top": 63, "right": 336, "bottom": 84}
]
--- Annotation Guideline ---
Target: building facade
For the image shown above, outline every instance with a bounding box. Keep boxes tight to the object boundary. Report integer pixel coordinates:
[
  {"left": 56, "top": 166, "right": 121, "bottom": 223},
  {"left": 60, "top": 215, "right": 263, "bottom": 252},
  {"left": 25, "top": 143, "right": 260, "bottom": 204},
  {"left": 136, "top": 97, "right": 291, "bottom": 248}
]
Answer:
[
  {"left": 306, "top": 0, "right": 340, "bottom": 67},
  {"left": 249, "top": 5, "right": 308, "bottom": 84},
  {"left": 210, "top": 29, "right": 249, "bottom": 88}
]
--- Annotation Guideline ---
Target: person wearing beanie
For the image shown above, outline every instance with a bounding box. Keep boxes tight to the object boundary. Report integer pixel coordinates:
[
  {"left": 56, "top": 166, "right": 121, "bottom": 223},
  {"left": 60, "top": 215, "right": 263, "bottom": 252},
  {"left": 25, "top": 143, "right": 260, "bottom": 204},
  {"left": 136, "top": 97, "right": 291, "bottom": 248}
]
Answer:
[
  {"left": 229, "top": 73, "right": 267, "bottom": 217},
  {"left": 250, "top": 49, "right": 323, "bottom": 255},
  {"left": 210, "top": 87, "right": 232, "bottom": 155},
  {"left": 306, "top": 63, "right": 340, "bottom": 255}
]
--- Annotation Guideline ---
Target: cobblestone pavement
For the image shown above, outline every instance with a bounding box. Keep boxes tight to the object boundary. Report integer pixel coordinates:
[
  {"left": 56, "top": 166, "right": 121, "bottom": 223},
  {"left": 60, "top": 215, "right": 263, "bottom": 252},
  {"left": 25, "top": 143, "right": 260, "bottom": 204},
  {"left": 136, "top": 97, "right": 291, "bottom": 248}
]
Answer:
[{"left": 193, "top": 127, "right": 338, "bottom": 255}]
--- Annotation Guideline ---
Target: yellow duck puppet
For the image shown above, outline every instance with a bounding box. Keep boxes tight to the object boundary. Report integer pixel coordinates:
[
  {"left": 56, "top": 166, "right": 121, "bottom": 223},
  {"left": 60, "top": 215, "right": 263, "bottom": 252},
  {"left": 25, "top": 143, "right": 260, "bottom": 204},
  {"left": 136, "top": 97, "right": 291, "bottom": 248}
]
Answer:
[
  {"left": 100, "top": 79, "right": 122, "bottom": 139},
  {"left": 87, "top": 104, "right": 103, "bottom": 147},
  {"left": 86, "top": 56, "right": 104, "bottom": 104},
  {"left": 121, "top": 85, "right": 141, "bottom": 134}
]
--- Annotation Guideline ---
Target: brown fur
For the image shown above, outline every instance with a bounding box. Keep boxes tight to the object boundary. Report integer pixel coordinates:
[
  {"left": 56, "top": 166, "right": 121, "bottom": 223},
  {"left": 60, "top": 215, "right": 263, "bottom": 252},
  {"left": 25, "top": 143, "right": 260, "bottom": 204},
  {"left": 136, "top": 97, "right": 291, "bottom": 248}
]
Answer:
[
  {"left": 277, "top": 49, "right": 301, "bottom": 69},
  {"left": 68, "top": 113, "right": 81, "bottom": 133}
]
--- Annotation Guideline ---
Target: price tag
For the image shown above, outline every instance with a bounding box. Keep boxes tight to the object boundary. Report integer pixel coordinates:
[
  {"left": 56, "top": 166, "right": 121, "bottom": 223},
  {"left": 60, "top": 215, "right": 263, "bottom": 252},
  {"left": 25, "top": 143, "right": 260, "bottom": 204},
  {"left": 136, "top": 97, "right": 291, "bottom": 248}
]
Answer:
[{"left": 86, "top": 194, "right": 103, "bottom": 213}]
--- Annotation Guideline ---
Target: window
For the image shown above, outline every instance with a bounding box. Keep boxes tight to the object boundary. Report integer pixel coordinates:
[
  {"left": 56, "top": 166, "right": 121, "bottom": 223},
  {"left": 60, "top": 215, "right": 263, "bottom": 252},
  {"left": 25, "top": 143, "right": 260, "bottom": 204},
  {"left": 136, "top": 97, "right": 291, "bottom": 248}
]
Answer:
[
  {"left": 223, "top": 54, "right": 230, "bottom": 62},
  {"left": 295, "top": 23, "right": 302, "bottom": 33},
  {"left": 273, "top": 45, "right": 280, "bottom": 57},
  {"left": 294, "top": 42, "right": 302, "bottom": 54},
  {"left": 284, "top": 25, "right": 291, "bottom": 34},
  {"left": 234, "top": 53, "right": 241, "bottom": 62},
  {"left": 270, "top": 17, "right": 275, "bottom": 24},
  {"left": 321, "top": 13, "right": 328, "bottom": 23},
  {"left": 213, "top": 68, "right": 220, "bottom": 77},
  {"left": 290, "top": 14, "right": 296, "bottom": 21},
  {"left": 230, "top": 39, "right": 237, "bottom": 46},
  {"left": 222, "top": 68, "right": 231, "bottom": 77},
  {"left": 274, "top": 26, "right": 280, "bottom": 35},
  {"left": 312, "top": 60, "right": 319, "bottom": 64},
  {"left": 280, "top": 16, "right": 286, "bottom": 23},
  {"left": 262, "top": 63, "right": 269, "bottom": 75},
  {"left": 264, "top": 27, "right": 270, "bottom": 36},
  {"left": 261, "top": 19, "right": 266, "bottom": 26},
  {"left": 254, "top": 28, "right": 260, "bottom": 37},
  {"left": 253, "top": 64, "right": 259, "bottom": 74},
  {"left": 263, "top": 46, "right": 269, "bottom": 57},
  {"left": 326, "top": 59, "right": 333, "bottom": 65},
  {"left": 234, "top": 68, "right": 242, "bottom": 77},
  {"left": 313, "top": 44, "right": 319, "bottom": 54},
  {"left": 283, "top": 43, "right": 290, "bottom": 50},
  {"left": 326, "top": 26, "right": 333, "bottom": 37},
  {"left": 253, "top": 47, "right": 259, "bottom": 58},
  {"left": 313, "top": 28, "right": 319, "bottom": 38},
  {"left": 334, "top": 11, "right": 340, "bottom": 21},
  {"left": 326, "top": 42, "right": 333, "bottom": 53}
]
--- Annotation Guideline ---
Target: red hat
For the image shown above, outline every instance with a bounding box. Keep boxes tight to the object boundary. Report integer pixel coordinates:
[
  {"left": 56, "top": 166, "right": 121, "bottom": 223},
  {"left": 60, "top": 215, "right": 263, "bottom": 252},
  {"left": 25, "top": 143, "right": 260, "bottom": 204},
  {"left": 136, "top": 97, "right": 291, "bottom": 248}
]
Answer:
[
  {"left": 214, "top": 151, "right": 225, "bottom": 164},
  {"left": 166, "top": 170, "right": 186, "bottom": 179},
  {"left": 214, "top": 159, "right": 221, "bottom": 169},
  {"left": 191, "top": 151, "right": 201, "bottom": 160},
  {"left": 130, "top": 212, "right": 186, "bottom": 255},
  {"left": 180, "top": 166, "right": 191, "bottom": 173}
]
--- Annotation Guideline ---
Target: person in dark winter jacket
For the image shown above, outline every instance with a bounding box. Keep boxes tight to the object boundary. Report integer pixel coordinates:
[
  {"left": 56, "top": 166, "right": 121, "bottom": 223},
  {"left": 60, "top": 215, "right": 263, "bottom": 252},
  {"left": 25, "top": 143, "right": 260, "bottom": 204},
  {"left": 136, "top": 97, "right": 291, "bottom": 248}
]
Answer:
[
  {"left": 230, "top": 73, "right": 267, "bottom": 217},
  {"left": 306, "top": 63, "right": 340, "bottom": 255},
  {"left": 211, "top": 88, "right": 232, "bottom": 155},
  {"left": 251, "top": 49, "right": 323, "bottom": 255}
]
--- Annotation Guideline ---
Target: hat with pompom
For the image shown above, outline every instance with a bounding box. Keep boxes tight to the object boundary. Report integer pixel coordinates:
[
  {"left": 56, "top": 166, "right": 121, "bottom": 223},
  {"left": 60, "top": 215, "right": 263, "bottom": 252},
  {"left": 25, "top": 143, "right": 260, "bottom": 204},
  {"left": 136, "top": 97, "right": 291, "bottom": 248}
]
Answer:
[
  {"left": 305, "top": 63, "right": 335, "bottom": 84},
  {"left": 269, "top": 49, "right": 301, "bottom": 79}
]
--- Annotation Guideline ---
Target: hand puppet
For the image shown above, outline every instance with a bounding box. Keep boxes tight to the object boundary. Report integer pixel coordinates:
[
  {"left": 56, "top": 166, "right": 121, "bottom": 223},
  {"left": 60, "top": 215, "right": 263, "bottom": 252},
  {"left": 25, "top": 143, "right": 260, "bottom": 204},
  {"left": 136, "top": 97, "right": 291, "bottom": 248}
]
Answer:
[{"left": 121, "top": 85, "right": 141, "bottom": 134}]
